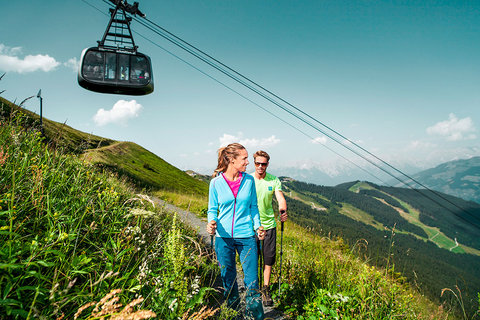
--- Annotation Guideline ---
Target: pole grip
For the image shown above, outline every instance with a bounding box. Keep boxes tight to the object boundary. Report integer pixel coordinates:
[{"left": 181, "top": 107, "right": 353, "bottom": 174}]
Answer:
[
  {"left": 280, "top": 210, "right": 286, "bottom": 231},
  {"left": 281, "top": 221, "right": 284, "bottom": 232}
]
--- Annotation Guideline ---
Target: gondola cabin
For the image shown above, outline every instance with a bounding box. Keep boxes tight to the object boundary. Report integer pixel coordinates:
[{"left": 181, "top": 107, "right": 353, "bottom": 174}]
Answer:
[
  {"left": 78, "top": 47, "right": 153, "bottom": 96},
  {"left": 78, "top": 0, "right": 154, "bottom": 96}
]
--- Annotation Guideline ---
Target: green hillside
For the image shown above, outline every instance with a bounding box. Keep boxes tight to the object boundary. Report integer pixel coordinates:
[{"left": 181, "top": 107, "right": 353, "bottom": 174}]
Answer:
[
  {"left": 376, "top": 184, "right": 480, "bottom": 250},
  {"left": 0, "top": 96, "right": 208, "bottom": 198},
  {"left": 282, "top": 178, "right": 480, "bottom": 315},
  {"left": 83, "top": 141, "right": 208, "bottom": 196},
  {"left": 0, "top": 96, "right": 116, "bottom": 153}
]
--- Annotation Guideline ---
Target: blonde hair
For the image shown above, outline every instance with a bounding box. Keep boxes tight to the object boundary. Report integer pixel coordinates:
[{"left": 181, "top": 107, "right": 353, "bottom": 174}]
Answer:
[
  {"left": 253, "top": 150, "right": 270, "bottom": 162},
  {"left": 213, "top": 143, "right": 246, "bottom": 177}
]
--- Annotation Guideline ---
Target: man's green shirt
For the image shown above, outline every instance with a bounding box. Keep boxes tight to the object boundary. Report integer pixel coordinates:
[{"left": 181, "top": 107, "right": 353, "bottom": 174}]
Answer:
[{"left": 252, "top": 172, "right": 282, "bottom": 230}]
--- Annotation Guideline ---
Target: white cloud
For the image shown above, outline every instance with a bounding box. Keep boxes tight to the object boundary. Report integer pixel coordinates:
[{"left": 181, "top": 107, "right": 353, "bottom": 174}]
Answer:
[
  {"left": 64, "top": 57, "right": 79, "bottom": 73},
  {"left": 0, "top": 45, "right": 22, "bottom": 56},
  {"left": 426, "top": 113, "right": 476, "bottom": 141},
  {"left": 0, "top": 44, "right": 60, "bottom": 73},
  {"left": 219, "top": 134, "right": 237, "bottom": 146},
  {"left": 407, "top": 140, "right": 436, "bottom": 150},
  {"left": 93, "top": 100, "right": 143, "bottom": 126},
  {"left": 218, "top": 133, "right": 280, "bottom": 150},
  {"left": 311, "top": 136, "right": 327, "bottom": 145}
]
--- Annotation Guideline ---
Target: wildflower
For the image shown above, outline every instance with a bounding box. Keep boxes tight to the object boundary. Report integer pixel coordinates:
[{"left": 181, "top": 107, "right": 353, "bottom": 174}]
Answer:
[
  {"left": 128, "top": 208, "right": 156, "bottom": 218},
  {"left": 0, "top": 146, "right": 9, "bottom": 165},
  {"left": 168, "top": 298, "right": 177, "bottom": 312}
]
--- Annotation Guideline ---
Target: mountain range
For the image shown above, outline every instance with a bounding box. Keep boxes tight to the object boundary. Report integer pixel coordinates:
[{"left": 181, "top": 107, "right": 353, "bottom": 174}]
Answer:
[
  {"left": 273, "top": 156, "right": 480, "bottom": 204},
  {"left": 393, "top": 156, "right": 480, "bottom": 204}
]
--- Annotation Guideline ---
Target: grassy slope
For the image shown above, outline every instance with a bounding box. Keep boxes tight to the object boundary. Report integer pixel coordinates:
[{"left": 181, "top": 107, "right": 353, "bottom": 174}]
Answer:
[
  {"left": 282, "top": 182, "right": 480, "bottom": 316},
  {"left": 0, "top": 96, "right": 208, "bottom": 197},
  {"left": 347, "top": 181, "right": 480, "bottom": 255},
  {"left": 0, "top": 107, "right": 216, "bottom": 319},
  {"left": 277, "top": 221, "right": 455, "bottom": 319},
  {"left": 0, "top": 96, "right": 116, "bottom": 153},
  {"left": 82, "top": 141, "right": 208, "bottom": 196}
]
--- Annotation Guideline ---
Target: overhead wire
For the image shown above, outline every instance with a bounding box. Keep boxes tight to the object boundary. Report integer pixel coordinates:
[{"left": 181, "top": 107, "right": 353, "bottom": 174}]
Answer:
[
  {"left": 131, "top": 8, "right": 479, "bottom": 228},
  {"left": 133, "top": 31, "right": 389, "bottom": 186},
  {"left": 108, "top": 0, "right": 479, "bottom": 228},
  {"left": 86, "top": 0, "right": 479, "bottom": 229},
  {"left": 130, "top": 13, "right": 402, "bottom": 179},
  {"left": 83, "top": 0, "right": 380, "bottom": 182}
]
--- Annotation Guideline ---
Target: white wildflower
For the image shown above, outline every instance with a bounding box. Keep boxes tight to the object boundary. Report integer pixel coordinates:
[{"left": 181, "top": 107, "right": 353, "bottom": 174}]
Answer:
[{"left": 168, "top": 298, "right": 177, "bottom": 312}]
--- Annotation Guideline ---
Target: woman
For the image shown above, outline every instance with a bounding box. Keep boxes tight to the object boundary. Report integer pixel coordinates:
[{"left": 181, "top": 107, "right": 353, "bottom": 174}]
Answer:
[{"left": 206, "top": 143, "right": 265, "bottom": 319}]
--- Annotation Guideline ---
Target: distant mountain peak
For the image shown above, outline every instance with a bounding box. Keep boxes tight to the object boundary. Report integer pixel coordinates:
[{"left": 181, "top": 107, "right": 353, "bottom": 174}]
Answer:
[{"left": 397, "top": 156, "right": 480, "bottom": 204}]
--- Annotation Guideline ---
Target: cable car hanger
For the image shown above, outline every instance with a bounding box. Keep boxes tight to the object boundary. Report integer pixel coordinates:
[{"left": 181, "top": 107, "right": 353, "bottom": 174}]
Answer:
[{"left": 78, "top": 0, "right": 154, "bottom": 96}]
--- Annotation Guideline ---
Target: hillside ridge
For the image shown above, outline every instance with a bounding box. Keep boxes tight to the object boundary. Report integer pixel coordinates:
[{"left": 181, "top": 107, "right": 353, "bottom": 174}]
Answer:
[{"left": 396, "top": 156, "right": 480, "bottom": 204}]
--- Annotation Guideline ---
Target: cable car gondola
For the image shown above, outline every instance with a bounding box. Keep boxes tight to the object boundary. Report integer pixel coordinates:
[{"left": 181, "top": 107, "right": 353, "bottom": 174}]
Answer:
[{"left": 78, "top": 0, "right": 153, "bottom": 96}]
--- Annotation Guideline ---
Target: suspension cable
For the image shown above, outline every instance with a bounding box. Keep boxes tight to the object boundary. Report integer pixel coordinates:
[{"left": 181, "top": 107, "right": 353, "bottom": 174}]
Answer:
[
  {"left": 132, "top": 13, "right": 479, "bottom": 226},
  {"left": 88, "top": 0, "right": 479, "bottom": 229}
]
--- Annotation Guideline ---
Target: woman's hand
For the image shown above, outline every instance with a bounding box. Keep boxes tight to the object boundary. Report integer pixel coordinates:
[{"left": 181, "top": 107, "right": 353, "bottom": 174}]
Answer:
[
  {"left": 257, "top": 226, "right": 265, "bottom": 240},
  {"left": 207, "top": 220, "right": 217, "bottom": 235},
  {"left": 280, "top": 210, "right": 288, "bottom": 222}
]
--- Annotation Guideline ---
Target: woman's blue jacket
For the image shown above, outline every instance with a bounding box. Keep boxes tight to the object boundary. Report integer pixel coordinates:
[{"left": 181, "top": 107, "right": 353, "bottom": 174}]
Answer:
[{"left": 207, "top": 172, "right": 261, "bottom": 238}]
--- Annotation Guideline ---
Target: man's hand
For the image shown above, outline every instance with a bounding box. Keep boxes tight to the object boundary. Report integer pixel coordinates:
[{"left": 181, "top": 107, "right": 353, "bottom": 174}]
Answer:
[
  {"left": 207, "top": 220, "right": 217, "bottom": 235},
  {"left": 280, "top": 210, "right": 288, "bottom": 222},
  {"left": 257, "top": 226, "right": 266, "bottom": 240}
]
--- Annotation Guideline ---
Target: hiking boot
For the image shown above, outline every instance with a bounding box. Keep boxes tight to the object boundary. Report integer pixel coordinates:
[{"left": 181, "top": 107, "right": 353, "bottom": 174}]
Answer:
[{"left": 262, "top": 285, "right": 274, "bottom": 307}]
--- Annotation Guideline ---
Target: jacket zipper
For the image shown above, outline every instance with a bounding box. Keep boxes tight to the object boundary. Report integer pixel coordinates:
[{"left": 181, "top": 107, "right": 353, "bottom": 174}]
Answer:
[
  {"left": 223, "top": 173, "right": 244, "bottom": 238},
  {"left": 232, "top": 198, "right": 237, "bottom": 237}
]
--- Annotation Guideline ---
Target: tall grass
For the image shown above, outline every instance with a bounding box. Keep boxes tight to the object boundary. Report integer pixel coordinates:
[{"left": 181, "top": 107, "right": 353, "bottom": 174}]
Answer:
[
  {"left": 271, "top": 222, "right": 455, "bottom": 319},
  {"left": 0, "top": 112, "right": 217, "bottom": 319}
]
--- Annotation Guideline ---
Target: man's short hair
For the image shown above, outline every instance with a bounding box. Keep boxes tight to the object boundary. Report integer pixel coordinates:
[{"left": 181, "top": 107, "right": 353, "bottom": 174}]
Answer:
[{"left": 253, "top": 150, "right": 270, "bottom": 161}]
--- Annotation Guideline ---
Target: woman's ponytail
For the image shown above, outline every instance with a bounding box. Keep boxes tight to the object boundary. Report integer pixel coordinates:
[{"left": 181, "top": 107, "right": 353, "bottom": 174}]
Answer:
[{"left": 212, "top": 143, "right": 245, "bottom": 177}]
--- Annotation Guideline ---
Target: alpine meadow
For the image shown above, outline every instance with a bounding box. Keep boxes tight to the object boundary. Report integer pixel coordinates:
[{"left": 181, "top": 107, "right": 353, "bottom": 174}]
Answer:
[{"left": 2, "top": 94, "right": 480, "bottom": 319}]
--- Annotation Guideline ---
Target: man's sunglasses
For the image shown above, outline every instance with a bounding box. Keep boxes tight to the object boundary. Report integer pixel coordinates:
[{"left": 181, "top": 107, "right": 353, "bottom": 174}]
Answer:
[{"left": 254, "top": 162, "right": 268, "bottom": 167}]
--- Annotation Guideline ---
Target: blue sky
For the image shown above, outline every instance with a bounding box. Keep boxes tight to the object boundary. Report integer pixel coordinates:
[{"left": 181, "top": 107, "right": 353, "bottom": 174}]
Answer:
[{"left": 1, "top": 0, "right": 479, "bottom": 184}]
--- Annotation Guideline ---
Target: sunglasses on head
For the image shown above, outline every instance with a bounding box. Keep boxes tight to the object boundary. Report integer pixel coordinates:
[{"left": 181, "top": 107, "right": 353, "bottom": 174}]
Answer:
[{"left": 254, "top": 162, "right": 268, "bottom": 167}]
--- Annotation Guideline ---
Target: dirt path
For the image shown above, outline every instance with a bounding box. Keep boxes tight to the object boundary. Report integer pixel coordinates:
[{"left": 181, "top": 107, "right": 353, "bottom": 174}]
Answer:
[{"left": 152, "top": 197, "right": 285, "bottom": 319}]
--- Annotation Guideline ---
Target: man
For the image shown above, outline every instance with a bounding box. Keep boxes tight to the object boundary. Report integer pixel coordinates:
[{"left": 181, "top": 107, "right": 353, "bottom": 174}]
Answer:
[{"left": 251, "top": 150, "right": 287, "bottom": 307}]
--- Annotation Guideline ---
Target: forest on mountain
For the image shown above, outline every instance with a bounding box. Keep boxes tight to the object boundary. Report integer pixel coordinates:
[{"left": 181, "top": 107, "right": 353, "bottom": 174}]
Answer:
[
  {"left": 281, "top": 179, "right": 480, "bottom": 314},
  {"left": 376, "top": 185, "right": 480, "bottom": 250}
]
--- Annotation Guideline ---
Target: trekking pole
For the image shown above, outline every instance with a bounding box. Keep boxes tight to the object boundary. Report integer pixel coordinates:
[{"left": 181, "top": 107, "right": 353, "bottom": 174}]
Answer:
[
  {"left": 209, "top": 221, "right": 216, "bottom": 256},
  {"left": 260, "top": 239, "right": 264, "bottom": 288},
  {"left": 278, "top": 212, "right": 285, "bottom": 297}
]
